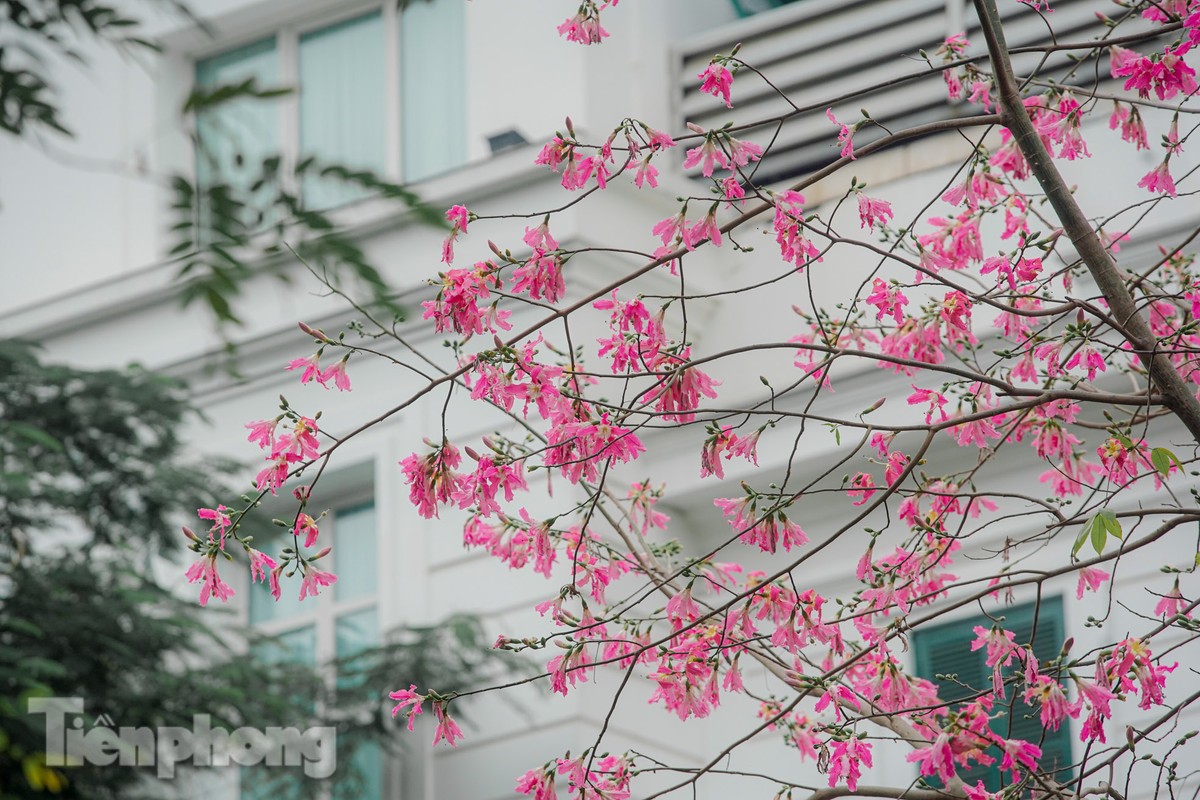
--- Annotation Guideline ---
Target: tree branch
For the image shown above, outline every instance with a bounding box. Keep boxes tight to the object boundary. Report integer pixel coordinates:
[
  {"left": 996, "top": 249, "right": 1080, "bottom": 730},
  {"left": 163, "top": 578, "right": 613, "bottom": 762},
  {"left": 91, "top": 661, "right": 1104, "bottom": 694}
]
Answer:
[{"left": 972, "top": 0, "right": 1200, "bottom": 445}]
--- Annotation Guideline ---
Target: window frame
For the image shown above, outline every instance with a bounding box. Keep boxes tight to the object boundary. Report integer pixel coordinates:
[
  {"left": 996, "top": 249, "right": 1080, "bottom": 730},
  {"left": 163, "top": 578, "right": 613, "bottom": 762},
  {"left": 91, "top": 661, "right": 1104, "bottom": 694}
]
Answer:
[
  {"left": 242, "top": 493, "right": 386, "bottom": 799},
  {"left": 248, "top": 492, "right": 381, "bottom": 656},
  {"left": 191, "top": 1, "right": 405, "bottom": 203}
]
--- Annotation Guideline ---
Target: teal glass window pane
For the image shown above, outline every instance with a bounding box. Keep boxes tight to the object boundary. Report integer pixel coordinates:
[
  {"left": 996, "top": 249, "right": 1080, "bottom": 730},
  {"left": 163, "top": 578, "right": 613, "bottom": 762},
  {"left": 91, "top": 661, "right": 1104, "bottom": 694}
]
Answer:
[
  {"left": 299, "top": 12, "right": 387, "bottom": 209},
  {"left": 912, "top": 598, "right": 1072, "bottom": 792},
  {"left": 335, "top": 606, "right": 379, "bottom": 692},
  {"left": 195, "top": 38, "right": 281, "bottom": 193},
  {"left": 336, "top": 607, "right": 379, "bottom": 658},
  {"left": 241, "top": 769, "right": 305, "bottom": 800},
  {"left": 333, "top": 741, "right": 383, "bottom": 800},
  {"left": 252, "top": 623, "right": 318, "bottom": 667},
  {"left": 334, "top": 608, "right": 382, "bottom": 798},
  {"left": 334, "top": 502, "right": 377, "bottom": 602},
  {"left": 401, "top": 0, "right": 466, "bottom": 182},
  {"left": 248, "top": 539, "right": 310, "bottom": 624}
]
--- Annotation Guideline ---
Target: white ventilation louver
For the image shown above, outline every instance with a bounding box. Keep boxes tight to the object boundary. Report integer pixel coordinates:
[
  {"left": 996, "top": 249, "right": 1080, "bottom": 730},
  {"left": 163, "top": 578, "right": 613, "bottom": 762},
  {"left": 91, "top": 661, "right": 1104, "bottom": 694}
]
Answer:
[{"left": 677, "top": 0, "right": 1152, "bottom": 182}]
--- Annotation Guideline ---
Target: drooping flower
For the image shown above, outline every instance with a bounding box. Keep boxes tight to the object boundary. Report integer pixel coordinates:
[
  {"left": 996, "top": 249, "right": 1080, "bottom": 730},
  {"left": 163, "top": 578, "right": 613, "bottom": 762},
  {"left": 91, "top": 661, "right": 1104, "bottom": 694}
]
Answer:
[
  {"left": 299, "top": 555, "right": 337, "bottom": 601},
  {"left": 1154, "top": 579, "right": 1191, "bottom": 619},
  {"left": 186, "top": 553, "right": 235, "bottom": 607},
  {"left": 857, "top": 193, "right": 894, "bottom": 229},
  {"left": 1076, "top": 566, "right": 1110, "bottom": 599},
  {"left": 827, "top": 738, "right": 872, "bottom": 792},
  {"left": 826, "top": 108, "right": 856, "bottom": 159},
  {"left": 698, "top": 62, "right": 734, "bottom": 107},
  {"left": 401, "top": 441, "right": 465, "bottom": 519},
  {"left": 432, "top": 701, "right": 464, "bottom": 747},
  {"left": 318, "top": 357, "right": 352, "bottom": 392}
]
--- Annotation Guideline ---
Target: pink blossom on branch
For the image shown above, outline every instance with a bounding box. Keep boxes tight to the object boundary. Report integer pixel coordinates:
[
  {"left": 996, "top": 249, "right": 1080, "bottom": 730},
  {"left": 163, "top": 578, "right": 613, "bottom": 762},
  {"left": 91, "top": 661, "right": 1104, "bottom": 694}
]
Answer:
[{"left": 697, "top": 61, "right": 734, "bottom": 108}]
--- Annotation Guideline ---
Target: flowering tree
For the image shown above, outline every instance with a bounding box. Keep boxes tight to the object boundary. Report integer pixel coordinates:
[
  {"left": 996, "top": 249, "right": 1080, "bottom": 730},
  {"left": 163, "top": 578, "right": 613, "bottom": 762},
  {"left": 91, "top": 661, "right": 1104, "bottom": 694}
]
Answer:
[{"left": 190, "top": 1, "right": 1200, "bottom": 797}]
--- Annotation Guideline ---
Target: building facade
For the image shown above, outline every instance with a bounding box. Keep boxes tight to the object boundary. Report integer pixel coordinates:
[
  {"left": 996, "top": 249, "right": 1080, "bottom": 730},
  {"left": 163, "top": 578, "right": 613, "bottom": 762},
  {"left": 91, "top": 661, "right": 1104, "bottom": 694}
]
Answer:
[{"left": 2, "top": 1, "right": 1197, "bottom": 798}]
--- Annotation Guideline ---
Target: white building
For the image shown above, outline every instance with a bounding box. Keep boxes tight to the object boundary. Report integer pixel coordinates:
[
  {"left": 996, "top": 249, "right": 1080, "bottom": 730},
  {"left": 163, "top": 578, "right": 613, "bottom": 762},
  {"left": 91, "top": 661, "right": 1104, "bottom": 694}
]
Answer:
[{"left": 3, "top": 0, "right": 1197, "bottom": 798}]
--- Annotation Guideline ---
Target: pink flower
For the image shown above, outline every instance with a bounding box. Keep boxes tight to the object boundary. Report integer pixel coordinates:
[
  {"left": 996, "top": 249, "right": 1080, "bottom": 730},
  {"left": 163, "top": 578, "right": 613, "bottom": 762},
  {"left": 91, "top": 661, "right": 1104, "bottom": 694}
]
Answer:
[
  {"left": 684, "top": 208, "right": 723, "bottom": 249},
  {"left": 515, "top": 767, "right": 557, "bottom": 800},
  {"left": 971, "top": 624, "right": 1020, "bottom": 695},
  {"left": 421, "top": 263, "right": 510, "bottom": 339},
  {"left": 248, "top": 548, "right": 277, "bottom": 584},
  {"left": 294, "top": 513, "right": 320, "bottom": 548},
  {"left": 255, "top": 458, "right": 290, "bottom": 494},
  {"left": 512, "top": 250, "right": 565, "bottom": 303},
  {"left": 1024, "top": 675, "right": 1080, "bottom": 731},
  {"left": 185, "top": 554, "right": 235, "bottom": 606},
  {"left": 665, "top": 586, "right": 701, "bottom": 630},
  {"left": 286, "top": 353, "right": 322, "bottom": 384},
  {"left": 906, "top": 732, "right": 956, "bottom": 784},
  {"left": 318, "top": 357, "right": 352, "bottom": 391},
  {"left": 997, "top": 738, "right": 1042, "bottom": 781},
  {"left": 1139, "top": 160, "right": 1177, "bottom": 196},
  {"left": 441, "top": 204, "right": 470, "bottom": 264},
  {"left": 445, "top": 204, "right": 469, "bottom": 233},
  {"left": 245, "top": 417, "right": 279, "bottom": 449},
  {"left": 1063, "top": 343, "right": 1107, "bottom": 381},
  {"left": 389, "top": 684, "right": 425, "bottom": 731},
  {"left": 847, "top": 472, "right": 877, "bottom": 506},
  {"left": 826, "top": 108, "right": 855, "bottom": 159},
  {"left": 401, "top": 441, "right": 465, "bottom": 518},
  {"left": 432, "top": 701, "right": 464, "bottom": 747},
  {"left": 1154, "top": 580, "right": 1191, "bottom": 618},
  {"left": 727, "top": 134, "right": 763, "bottom": 167},
  {"left": 557, "top": 12, "right": 608, "bottom": 44},
  {"left": 1076, "top": 566, "right": 1110, "bottom": 598},
  {"left": 827, "top": 738, "right": 872, "bottom": 792},
  {"left": 634, "top": 157, "right": 659, "bottom": 188},
  {"left": 299, "top": 559, "right": 337, "bottom": 601},
  {"left": 697, "top": 62, "right": 734, "bottom": 107},
  {"left": 866, "top": 278, "right": 909, "bottom": 324},
  {"left": 197, "top": 505, "right": 233, "bottom": 544},
  {"left": 721, "top": 176, "right": 745, "bottom": 204},
  {"left": 683, "top": 135, "right": 731, "bottom": 178},
  {"left": 907, "top": 386, "right": 948, "bottom": 423},
  {"left": 856, "top": 193, "right": 894, "bottom": 229}
]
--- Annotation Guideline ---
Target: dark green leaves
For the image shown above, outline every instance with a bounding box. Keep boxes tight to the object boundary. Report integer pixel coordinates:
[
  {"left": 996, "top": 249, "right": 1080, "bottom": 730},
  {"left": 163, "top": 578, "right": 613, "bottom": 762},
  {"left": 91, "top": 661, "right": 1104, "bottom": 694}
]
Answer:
[{"left": 182, "top": 78, "right": 293, "bottom": 113}]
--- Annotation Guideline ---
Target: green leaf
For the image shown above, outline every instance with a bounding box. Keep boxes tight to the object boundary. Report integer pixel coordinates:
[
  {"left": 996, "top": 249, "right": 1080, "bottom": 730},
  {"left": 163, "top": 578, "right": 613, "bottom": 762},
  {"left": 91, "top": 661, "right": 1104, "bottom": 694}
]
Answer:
[
  {"left": 1150, "top": 447, "right": 1182, "bottom": 479},
  {"left": 1090, "top": 517, "right": 1107, "bottom": 556},
  {"left": 1072, "top": 525, "right": 1089, "bottom": 558},
  {"left": 4, "top": 422, "right": 63, "bottom": 452},
  {"left": 1100, "top": 510, "right": 1122, "bottom": 540}
]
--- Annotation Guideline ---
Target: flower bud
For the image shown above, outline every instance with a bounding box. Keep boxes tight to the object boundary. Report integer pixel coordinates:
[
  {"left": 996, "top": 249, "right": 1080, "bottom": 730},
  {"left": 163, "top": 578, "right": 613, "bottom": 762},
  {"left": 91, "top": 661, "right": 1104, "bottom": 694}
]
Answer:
[{"left": 298, "top": 322, "right": 331, "bottom": 343}]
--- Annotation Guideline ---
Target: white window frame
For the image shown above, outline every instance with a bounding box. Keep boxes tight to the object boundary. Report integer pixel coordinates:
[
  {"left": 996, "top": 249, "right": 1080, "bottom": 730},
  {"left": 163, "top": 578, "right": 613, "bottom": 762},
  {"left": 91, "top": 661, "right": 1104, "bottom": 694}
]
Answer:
[
  {"left": 249, "top": 489, "right": 380, "bottom": 661},
  {"left": 243, "top": 490, "right": 389, "bottom": 799},
  {"left": 192, "top": 1, "right": 405, "bottom": 196}
]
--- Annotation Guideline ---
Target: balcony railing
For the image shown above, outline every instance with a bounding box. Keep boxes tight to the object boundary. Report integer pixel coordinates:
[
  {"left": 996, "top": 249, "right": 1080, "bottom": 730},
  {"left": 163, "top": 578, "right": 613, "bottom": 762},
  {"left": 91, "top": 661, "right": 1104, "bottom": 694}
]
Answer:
[{"left": 675, "top": 0, "right": 1144, "bottom": 181}]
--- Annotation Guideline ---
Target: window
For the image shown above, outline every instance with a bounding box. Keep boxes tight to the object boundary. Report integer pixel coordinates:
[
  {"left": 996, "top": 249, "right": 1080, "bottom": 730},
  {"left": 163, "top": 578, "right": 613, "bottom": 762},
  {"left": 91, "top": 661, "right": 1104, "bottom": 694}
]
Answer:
[
  {"left": 194, "top": 0, "right": 466, "bottom": 212},
  {"left": 912, "top": 597, "right": 1073, "bottom": 792},
  {"left": 242, "top": 500, "right": 383, "bottom": 799}
]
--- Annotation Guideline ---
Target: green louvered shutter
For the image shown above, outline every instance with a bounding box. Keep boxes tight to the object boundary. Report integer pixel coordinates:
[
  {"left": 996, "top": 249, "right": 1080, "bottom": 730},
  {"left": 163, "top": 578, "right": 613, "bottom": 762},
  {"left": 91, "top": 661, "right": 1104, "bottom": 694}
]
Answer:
[
  {"left": 913, "top": 598, "right": 1073, "bottom": 792},
  {"left": 913, "top": 613, "right": 994, "bottom": 788},
  {"left": 993, "top": 597, "right": 1073, "bottom": 785}
]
